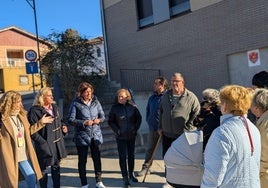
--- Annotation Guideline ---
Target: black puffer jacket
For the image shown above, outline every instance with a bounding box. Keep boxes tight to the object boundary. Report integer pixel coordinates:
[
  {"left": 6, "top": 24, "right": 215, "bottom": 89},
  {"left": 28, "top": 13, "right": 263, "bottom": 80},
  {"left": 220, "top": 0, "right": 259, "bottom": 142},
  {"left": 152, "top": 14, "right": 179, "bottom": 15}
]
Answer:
[
  {"left": 108, "top": 102, "right": 142, "bottom": 140},
  {"left": 27, "top": 104, "right": 67, "bottom": 170}
]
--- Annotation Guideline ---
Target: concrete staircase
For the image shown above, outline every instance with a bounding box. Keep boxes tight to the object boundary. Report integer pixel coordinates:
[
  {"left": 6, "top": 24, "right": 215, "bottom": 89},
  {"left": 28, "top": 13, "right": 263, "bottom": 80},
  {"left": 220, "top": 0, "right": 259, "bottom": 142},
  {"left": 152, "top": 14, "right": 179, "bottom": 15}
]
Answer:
[{"left": 64, "top": 80, "right": 146, "bottom": 156}]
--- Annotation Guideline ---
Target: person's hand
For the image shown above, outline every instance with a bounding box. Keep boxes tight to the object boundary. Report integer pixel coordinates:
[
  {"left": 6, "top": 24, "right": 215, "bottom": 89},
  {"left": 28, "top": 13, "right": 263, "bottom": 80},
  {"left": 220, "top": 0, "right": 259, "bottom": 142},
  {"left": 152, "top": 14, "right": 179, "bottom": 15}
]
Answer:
[
  {"left": 117, "top": 130, "right": 120, "bottom": 136},
  {"left": 93, "top": 119, "right": 100, "bottom": 125},
  {"left": 40, "top": 114, "right": 54, "bottom": 124},
  {"left": 84, "top": 120, "right": 94, "bottom": 126},
  {"left": 157, "top": 129, "right": 163, "bottom": 136},
  {"left": 62, "top": 125, "right": 68, "bottom": 134}
]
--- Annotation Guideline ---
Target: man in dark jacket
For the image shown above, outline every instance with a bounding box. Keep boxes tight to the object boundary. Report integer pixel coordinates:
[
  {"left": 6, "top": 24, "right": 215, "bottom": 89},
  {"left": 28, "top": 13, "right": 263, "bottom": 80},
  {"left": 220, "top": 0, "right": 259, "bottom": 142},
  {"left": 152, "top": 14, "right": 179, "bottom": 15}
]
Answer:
[{"left": 137, "top": 76, "right": 168, "bottom": 177}]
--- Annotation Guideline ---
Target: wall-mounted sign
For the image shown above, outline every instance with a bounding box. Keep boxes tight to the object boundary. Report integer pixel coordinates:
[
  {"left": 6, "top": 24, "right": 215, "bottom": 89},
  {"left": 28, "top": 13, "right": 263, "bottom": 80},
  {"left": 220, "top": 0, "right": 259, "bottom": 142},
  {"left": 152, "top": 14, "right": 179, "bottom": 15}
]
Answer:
[{"left": 248, "top": 49, "right": 261, "bottom": 67}]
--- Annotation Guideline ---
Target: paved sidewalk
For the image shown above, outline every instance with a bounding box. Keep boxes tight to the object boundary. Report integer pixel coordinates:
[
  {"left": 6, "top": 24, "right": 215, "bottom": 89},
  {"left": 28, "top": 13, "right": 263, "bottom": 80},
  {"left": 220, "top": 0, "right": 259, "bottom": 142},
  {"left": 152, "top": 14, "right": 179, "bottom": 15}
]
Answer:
[{"left": 19, "top": 149, "right": 166, "bottom": 188}]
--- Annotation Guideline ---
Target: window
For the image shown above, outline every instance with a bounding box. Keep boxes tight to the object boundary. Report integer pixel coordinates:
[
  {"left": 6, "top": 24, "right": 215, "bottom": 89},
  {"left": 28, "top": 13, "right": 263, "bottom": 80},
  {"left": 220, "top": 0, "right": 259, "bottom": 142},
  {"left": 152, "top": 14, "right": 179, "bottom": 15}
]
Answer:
[
  {"left": 137, "top": 0, "right": 153, "bottom": 28},
  {"left": 19, "top": 75, "right": 29, "bottom": 85},
  {"left": 169, "top": 0, "right": 190, "bottom": 17},
  {"left": 96, "top": 47, "right": 101, "bottom": 57},
  {"left": 6, "top": 49, "right": 24, "bottom": 67},
  {"left": 136, "top": 0, "right": 190, "bottom": 28},
  {"left": 7, "top": 50, "right": 23, "bottom": 58},
  {"left": 8, "top": 59, "right": 16, "bottom": 66}
]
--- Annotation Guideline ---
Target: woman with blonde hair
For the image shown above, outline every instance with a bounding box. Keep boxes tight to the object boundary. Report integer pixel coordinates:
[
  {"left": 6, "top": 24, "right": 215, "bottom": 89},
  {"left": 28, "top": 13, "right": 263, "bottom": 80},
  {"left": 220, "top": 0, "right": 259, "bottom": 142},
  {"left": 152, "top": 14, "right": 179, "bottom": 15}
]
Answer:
[
  {"left": 250, "top": 88, "right": 268, "bottom": 188},
  {"left": 28, "top": 87, "right": 67, "bottom": 188},
  {"left": 201, "top": 85, "right": 261, "bottom": 188},
  {"left": 0, "top": 91, "right": 42, "bottom": 187},
  {"left": 108, "top": 88, "right": 142, "bottom": 188}
]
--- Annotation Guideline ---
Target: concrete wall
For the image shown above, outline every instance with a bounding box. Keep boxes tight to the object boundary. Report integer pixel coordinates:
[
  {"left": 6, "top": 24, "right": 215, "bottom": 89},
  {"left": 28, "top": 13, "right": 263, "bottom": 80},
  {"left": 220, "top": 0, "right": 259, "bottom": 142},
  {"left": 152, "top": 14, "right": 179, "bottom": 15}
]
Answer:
[{"left": 133, "top": 91, "right": 152, "bottom": 134}]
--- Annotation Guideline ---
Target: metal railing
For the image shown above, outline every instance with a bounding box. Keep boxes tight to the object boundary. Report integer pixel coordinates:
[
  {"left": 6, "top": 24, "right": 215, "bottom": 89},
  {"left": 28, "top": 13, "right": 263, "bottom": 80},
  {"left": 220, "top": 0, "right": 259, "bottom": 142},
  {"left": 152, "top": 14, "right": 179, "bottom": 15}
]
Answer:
[{"left": 0, "top": 58, "right": 26, "bottom": 68}]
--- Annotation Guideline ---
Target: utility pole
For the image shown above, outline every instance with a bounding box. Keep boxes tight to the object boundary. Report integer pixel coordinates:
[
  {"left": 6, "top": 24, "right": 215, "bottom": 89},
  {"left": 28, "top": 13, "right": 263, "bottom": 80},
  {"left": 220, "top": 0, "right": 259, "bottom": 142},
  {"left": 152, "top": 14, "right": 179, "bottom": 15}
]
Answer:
[{"left": 26, "top": 0, "right": 44, "bottom": 88}]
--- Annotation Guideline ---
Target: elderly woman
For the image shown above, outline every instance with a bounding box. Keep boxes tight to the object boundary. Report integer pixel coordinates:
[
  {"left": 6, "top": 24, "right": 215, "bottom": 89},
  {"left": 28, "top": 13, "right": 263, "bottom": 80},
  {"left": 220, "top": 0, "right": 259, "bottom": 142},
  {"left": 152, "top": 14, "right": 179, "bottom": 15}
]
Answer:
[
  {"left": 28, "top": 87, "right": 67, "bottom": 188},
  {"left": 0, "top": 91, "right": 42, "bottom": 188},
  {"left": 250, "top": 88, "right": 268, "bottom": 188},
  {"left": 108, "top": 88, "right": 142, "bottom": 188},
  {"left": 195, "top": 88, "right": 221, "bottom": 148},
  {"left": 201, "top": 85, "right": 261, "bottom": 188}
]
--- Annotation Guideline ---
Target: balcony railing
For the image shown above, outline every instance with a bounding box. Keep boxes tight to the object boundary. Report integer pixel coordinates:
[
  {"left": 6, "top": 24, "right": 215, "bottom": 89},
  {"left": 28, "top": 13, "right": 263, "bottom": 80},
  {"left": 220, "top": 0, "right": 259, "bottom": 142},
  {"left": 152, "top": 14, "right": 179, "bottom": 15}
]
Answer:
[{"left": 0, "top": 58, "right": 26, "bottom": 68}]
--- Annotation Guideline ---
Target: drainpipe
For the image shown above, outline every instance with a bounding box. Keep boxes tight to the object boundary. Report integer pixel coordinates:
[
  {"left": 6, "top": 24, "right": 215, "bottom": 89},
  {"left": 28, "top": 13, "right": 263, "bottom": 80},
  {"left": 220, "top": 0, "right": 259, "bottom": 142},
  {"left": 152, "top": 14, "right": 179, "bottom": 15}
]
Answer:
[{"left": 100, "top": 0, "right": 110, "bottom": 81}]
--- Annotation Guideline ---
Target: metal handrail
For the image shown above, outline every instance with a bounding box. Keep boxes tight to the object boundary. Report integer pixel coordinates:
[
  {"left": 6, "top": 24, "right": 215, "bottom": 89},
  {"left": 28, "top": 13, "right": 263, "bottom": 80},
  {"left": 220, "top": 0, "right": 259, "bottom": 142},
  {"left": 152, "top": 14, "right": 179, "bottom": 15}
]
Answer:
[{"left": 0, "top": 58, "right": 26, "bottom": 68}]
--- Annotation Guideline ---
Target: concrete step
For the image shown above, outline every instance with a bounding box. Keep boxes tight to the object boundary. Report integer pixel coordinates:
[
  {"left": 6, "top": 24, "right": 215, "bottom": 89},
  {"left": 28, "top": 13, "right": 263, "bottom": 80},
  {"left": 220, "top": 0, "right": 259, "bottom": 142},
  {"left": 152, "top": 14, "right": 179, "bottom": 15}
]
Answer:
[{"left": 63, "top": 79, "right": 147, "bottom": 157}]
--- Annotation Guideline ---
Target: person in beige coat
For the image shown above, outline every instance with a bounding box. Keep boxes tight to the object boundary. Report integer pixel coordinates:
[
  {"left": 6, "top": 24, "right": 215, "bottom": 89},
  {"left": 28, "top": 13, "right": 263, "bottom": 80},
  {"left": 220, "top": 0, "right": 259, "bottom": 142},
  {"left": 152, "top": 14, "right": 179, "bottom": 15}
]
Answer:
[
  {"left": 0, "top": 91, "right": 53, "bottom": 188},
  {"left": 251, "top": 88, "right": 268, "bottom": 188}
]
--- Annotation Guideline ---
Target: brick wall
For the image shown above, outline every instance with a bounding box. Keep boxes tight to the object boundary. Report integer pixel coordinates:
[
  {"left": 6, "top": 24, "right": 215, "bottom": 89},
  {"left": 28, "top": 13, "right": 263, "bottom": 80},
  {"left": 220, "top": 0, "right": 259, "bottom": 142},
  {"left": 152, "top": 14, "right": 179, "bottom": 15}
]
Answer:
[{"left": 103, "top": 0, "right": 268, "bottom": 98}]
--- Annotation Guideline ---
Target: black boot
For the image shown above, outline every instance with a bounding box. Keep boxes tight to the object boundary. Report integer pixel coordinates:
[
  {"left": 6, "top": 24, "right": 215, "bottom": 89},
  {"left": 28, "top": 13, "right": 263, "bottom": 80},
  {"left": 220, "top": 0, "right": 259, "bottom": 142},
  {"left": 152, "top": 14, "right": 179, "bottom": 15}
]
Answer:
[
  {"left": 137, "top": 164, "right": 150, "bottom": 177},
  {"left": 123, "top": 176, "right": 130, "bottom": 188},
  {"left": 129, "top": 172, "right": 138, "bottom": 182}
]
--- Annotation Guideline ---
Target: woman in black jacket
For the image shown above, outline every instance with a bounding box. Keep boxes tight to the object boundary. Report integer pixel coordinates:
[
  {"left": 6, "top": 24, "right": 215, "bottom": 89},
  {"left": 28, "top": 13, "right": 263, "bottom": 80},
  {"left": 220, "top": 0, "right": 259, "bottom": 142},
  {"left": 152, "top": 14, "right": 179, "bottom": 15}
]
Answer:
[
  {"left": 108, "top": 89, "right": 142, "bottom": 188},
  {"left": 27, "top": 87, "right": 67, "bottom": 188}
]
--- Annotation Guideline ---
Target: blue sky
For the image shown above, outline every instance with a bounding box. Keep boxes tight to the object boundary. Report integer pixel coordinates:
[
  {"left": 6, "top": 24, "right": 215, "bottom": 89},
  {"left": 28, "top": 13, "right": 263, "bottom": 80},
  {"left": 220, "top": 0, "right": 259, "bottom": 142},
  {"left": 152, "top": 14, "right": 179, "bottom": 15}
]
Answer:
[{"left": 0, "top": 0, "right": 103, "bottom": 39}]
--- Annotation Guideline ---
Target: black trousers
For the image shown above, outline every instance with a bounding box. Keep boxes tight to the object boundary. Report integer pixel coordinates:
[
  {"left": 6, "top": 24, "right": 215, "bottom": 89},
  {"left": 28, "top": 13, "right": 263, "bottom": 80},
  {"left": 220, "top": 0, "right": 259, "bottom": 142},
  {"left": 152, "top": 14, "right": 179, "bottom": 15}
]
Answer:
[
  {"left": 168, "top": 182, "right": 200, "bottom": 188},
  {"left": 162, "top": 135, "right": 177, "bottom": 158},
  {"left": 76, "top": 141, "right": 102, "bottom": 186},
  {"left": 39, "top": 160, "right": 60, "bottom": 188},
  {"left": 116, "top": 138, "right": 136, "bottom": 178}
]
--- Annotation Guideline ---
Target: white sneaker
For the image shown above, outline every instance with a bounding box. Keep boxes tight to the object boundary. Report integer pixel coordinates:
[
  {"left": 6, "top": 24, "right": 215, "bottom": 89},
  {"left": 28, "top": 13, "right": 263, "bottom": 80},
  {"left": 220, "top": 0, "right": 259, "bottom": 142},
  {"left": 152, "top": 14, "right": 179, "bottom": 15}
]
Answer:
[
  {"left": 162, "top": 182, "right": 173, "bottom": 188},
  {"left": 81, "top": 184, "right": 89, "bottom": 188},
  {"left": 96, "top": 181, "right": 106, "bottom": 188}
]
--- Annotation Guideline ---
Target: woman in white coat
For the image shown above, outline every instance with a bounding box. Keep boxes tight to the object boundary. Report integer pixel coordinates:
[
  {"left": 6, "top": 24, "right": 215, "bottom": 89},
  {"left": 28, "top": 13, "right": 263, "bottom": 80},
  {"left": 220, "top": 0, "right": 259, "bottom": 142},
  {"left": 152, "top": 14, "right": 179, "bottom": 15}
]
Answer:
[{"left": 201, "top": 85, "right": 261, "bottom": 188}]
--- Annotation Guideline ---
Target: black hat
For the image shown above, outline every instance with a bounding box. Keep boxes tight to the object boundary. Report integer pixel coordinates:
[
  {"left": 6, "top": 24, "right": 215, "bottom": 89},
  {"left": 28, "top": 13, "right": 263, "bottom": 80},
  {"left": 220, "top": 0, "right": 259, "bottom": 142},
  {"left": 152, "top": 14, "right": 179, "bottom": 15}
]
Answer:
[{"left": 252, "top": 71, "right": 268, "bottom": 88}]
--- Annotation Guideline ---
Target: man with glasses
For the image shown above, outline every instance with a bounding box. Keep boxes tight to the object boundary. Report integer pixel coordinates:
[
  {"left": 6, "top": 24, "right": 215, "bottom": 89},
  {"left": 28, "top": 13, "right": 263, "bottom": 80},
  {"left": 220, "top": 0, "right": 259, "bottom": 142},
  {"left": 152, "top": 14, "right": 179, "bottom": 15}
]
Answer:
[{"left": 158, "top": 72, "right": 200, "bottom": 188}]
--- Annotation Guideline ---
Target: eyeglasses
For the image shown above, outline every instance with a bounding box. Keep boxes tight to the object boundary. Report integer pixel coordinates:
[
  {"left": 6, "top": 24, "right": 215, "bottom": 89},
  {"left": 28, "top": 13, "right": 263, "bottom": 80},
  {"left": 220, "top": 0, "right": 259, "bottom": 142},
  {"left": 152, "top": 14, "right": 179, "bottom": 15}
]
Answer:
[{"left": 171, "top": 80, "right": 183, "bottom": 83}]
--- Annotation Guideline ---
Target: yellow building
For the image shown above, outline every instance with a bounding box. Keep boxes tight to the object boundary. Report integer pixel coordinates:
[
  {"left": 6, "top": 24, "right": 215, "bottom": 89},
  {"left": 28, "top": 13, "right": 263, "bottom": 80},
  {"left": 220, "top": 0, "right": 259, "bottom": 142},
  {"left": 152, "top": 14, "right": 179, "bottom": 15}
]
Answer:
[{"left": 0, "top": 26, "right": 50, "bottom": 93}]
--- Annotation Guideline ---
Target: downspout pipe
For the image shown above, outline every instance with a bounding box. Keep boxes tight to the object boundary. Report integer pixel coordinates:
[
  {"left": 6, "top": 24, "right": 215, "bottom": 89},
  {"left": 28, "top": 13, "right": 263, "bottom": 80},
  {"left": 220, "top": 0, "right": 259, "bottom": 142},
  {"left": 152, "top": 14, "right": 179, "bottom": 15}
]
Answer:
[{"left": 100, "top": 0, "right": 111, "bottom": 81}]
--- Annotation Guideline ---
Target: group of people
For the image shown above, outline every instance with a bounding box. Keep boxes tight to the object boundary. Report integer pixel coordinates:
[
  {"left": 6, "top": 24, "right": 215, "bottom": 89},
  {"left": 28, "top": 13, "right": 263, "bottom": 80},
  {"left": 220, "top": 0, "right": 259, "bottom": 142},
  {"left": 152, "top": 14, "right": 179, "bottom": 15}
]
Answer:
[
  {"left": 133, "top": 71, "right": 268, "bottom": 188},
  {"left": 140, "top": 71, "right": 268, "bottom": 188},
  {"left": 0, "top": 81, "right": 142, "bottom": 188},
  {"left": 0, "top": 70, "right": 268, "bottom": 188},
  {"left": 0, "top": 87, "right": 67, "bottom": 188}
]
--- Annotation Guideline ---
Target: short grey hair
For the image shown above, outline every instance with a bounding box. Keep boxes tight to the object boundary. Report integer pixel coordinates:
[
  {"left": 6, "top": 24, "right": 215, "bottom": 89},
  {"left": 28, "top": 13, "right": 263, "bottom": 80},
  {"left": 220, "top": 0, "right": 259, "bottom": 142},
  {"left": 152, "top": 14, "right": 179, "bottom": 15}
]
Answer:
[
  {"left": 202, "top": 88, "right": 220, "bottom": 105},
  {"left": 172, "top": 72, "right": 184, "bottom": 81},
  {"left": 252, "top": 88, "right": 268, "bottom": 112}
]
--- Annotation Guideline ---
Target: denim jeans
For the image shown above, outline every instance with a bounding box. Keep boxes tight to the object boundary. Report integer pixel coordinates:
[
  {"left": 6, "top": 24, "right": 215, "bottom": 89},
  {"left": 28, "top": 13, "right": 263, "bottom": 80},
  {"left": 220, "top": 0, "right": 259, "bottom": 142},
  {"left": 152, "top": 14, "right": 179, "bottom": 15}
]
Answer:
[
  {"left": 19, "top": 160, "right": 37, "bottom": 188},
  {"left": 76, "top": 140, "right": 102, "bottom": 186},
  {"left": 116, "top": 138, "right": 136, "bottom": 177}
]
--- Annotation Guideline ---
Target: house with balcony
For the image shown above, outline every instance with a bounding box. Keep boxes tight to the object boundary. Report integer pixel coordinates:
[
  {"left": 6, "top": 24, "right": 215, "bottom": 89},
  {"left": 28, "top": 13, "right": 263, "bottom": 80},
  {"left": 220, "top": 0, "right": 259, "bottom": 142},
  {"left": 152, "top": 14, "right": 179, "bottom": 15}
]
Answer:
[{"left": 0, "top": 26, "right": 50, "bottom": 93}]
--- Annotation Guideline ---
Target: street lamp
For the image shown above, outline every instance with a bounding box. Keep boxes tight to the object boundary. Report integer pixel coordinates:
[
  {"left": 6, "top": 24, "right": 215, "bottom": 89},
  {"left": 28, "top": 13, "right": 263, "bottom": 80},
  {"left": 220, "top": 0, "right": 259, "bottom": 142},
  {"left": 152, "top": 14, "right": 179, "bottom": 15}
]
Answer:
[{"left": 26, "top": 0, "right": 43, "bottom": 88}]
